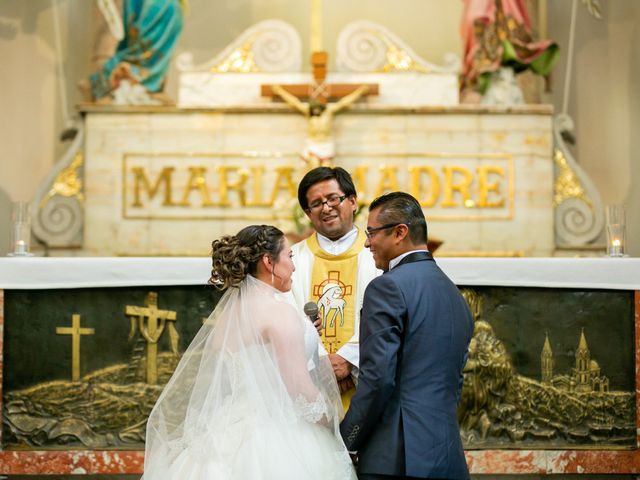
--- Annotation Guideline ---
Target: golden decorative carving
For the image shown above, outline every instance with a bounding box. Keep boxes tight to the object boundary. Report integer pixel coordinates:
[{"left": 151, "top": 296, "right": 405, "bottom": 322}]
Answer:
[
  {"left": 40, "top": 153, "right": 84, "bottom": 208},
  {"left": 378, "top": 33, "right": 429, "bottom": 73},
  {"left": 122, "top": 151, "right": 514, "bottom": 221},
  {"left": 3, "top": 289, "right": 634, "bottom": 449},
  {"left": 210, "top": 40, "right": 259, "bottom": 73},
  {"left": 456, "top": 290, "right": 633, "bottom": 448},
  {"left": 4, "top": 357, "right": 175, "bottom": 447},
  {"left": 553, "top": 148, "right": 590, "bottom": 208},
  {"left": 542, "top": 329, "right": 610, "bottom": 393},
  {"left": 56, "top": 314, "right": 95, "bottom": 382},
  {"left": 125, "top": 292, "right": 178, "bottom": 385}
]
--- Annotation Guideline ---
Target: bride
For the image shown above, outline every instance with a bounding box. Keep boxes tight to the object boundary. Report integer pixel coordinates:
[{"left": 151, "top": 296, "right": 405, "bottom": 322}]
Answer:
[{"left": 142, "top": 225, "right": 356, "bottom": 480}]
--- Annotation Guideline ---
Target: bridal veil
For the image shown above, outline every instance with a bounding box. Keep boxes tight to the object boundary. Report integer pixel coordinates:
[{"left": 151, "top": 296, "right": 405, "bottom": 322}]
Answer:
[{"left": 142, "top": 275, "right": 354, "bottom": 480}]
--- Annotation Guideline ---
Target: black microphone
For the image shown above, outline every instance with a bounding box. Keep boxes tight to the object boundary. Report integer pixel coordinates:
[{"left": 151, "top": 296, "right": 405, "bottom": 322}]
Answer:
[{"left": 303, "top": 302, "right": 319, "bottom": 324}]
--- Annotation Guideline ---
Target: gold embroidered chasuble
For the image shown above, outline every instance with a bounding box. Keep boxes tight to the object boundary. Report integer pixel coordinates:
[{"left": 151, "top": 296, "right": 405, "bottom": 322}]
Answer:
[{"left": 306, "top": 229, "right": 366, "bottom": 355}]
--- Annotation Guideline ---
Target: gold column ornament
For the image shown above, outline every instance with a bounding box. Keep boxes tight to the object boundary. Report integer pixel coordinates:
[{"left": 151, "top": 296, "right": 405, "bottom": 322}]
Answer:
[
  {"left": 210, "top": 40, "right": 259, "bottom": 73},
  {"left": 125, "top": 292, "right": 178, "bottom": 385},
  {"left": 553, "top": 148, "right": 589, "bottom": 207},
  {"left": 379, "top": 34, "right": 429, "bottom": 73},
  {"left": 56, "top": 314, "right": 95, "bottom": 381},
  {"left": 40, "top": 153, "right": 84, "bottom": 208}
]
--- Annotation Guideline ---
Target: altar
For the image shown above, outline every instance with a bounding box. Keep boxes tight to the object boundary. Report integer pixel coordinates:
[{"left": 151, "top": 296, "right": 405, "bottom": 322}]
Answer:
[
  {"left": 28, "top": 16, "right": 578, "bottom": 259},
  {"left": 73, "top": 103, "right": 554, "bottom": 257},
  {"left": 7, "top": 3, "right": 628, "bottom": 478},
  {"left": 0, "top": 257, "right": 639, "bottom": 476}
]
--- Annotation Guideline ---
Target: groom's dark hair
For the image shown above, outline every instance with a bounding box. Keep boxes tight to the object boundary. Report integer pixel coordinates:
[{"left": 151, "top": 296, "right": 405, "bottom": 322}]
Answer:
[
  {"left": 298, "top": 167, "right": 357, "bottom": 211},
  {"left": 369, "top": 192, "right": 428, "bottom": 245}
]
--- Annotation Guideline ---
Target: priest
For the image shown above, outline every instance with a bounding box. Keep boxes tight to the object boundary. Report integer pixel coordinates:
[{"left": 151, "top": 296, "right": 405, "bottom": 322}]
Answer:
[{"left": 289, "top": 167, "right": 380, "bottom": 407}]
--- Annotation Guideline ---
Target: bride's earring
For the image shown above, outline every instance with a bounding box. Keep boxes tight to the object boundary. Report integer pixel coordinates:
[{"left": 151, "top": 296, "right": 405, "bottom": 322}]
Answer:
[{"left": 271, "top": 268, "right": 275, "bottom": 285}]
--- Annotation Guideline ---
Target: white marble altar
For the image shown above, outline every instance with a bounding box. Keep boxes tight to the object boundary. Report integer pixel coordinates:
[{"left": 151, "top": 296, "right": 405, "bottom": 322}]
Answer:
[
  {"left": 177, "top": 19, "right": 460, "bottom": 107},
  {"left": 81, "top": 104, "right": 553, "bottom": 257},
  {"left": 1, "top": 257, "right": 638, "bottom": 290},
  {"left": 178, "top": 72, "right": 459, "bottom": 108}
]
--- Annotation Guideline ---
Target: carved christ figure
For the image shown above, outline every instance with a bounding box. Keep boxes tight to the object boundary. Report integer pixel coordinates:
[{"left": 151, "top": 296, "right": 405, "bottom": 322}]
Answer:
[{"left": 271, "top": 84, "right": 369, "bottom": 165}]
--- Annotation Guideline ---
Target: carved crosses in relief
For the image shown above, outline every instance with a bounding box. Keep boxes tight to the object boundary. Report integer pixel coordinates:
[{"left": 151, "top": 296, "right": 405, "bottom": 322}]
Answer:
[
  {"left": 125, "top": 292, "right": 178, "bottom": 385},
  {"left": 56, "top": 314, "right": 95, "bottom": 381}
]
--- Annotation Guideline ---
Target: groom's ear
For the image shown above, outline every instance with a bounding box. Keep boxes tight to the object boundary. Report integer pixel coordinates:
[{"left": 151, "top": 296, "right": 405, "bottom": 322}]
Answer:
[{"left": 394, "top": 224, "right": 410, "bottom": 243}]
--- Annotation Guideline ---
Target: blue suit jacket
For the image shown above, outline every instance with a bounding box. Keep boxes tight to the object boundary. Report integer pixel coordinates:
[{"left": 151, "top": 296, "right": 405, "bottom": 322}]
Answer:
[{"left": 340, "top": 252, "right": 473, "bottom": 479}]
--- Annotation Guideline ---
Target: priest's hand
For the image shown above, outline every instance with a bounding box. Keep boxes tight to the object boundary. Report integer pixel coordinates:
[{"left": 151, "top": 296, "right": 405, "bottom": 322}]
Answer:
[
  {"left": 329, "top": 353, "right": 352, "bottom": 381},
  {"left": 313, "top": 317, "right": 323, "bottom": 335}
]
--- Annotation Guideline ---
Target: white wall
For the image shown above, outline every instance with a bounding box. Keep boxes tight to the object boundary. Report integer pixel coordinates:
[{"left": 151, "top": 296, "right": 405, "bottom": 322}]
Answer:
[
  {"left": 547, "top": 0, "right": 640, "bottom": 255},
  {"left": 0, "top": 0, "right": 638, "bottom": 256}
]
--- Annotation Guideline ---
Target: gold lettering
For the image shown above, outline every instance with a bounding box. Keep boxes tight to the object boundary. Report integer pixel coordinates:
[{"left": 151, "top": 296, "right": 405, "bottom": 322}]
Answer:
[
  {"left": 216, "top": 166, "right": 248, "bottom": 207},
  {"left": 409, "top": 166, "right": 440, "bottom": 207},
  {"left": 131, "top": 167, "right": 175, "bottom": 207},
  {"left": 441, "top": 166, "right": 474, "bottom": 208},
  {"left": 270, "top": 167, "right": 297, "bottom": 205},
  {"left": 180, "top": 167, "right": 214, "bottom": 207},
  {"left": 351, "top": 165, "right": 369, "bottom": 198},
  {"left": 374, "top": 166, "right": 400, "bottom": 198},
  {"left": 245, "top": 166, "right": 270, "bottom": 207},
  {"left": 477, "top": 166, "right": 505, "bottom": 208}
]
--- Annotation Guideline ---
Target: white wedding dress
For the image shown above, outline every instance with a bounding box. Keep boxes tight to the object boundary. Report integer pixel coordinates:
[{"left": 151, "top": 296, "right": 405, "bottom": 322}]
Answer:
[{"left": 142, "top": 276, "right": 356, "bottom": 480}]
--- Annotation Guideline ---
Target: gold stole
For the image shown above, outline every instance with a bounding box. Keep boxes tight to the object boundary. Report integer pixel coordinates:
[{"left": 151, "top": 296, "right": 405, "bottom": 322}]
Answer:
[{"left": 307, "top": 229, "right": 366, "bottom": 408}]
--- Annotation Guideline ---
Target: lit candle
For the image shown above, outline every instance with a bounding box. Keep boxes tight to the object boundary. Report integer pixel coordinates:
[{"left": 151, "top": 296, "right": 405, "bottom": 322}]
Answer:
[
  {"left": 15, "top": 240, "right": 26, "bottom": 254},
  {"left": 610, "top": 238, "right": 622, "bottom": 256}
]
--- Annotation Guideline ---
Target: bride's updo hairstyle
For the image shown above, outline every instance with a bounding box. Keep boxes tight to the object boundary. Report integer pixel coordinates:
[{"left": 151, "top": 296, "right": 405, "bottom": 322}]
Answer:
[{"left": 209, "top": 225, "right": 285, "bottom": 289}]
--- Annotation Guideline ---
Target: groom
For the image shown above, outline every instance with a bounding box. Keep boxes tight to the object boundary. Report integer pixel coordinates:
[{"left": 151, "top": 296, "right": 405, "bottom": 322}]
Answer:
[{"left": 340, "top": 192, "right": 473, "bottom": 480}]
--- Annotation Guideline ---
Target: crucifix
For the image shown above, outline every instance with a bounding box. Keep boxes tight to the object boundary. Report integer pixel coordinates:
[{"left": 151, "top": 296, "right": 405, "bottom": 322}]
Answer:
[
  {"left": 56, "top": 314, "right": 95, "bottom": 381},
  {"left": 261, "top": 0, "right": 379, "bottom": 102},
  {"left": 125, "top": 292, "right": 177, "bottom": 385},
  {"left": 261, "top": 0, "right": 378, "bottom": 164}
]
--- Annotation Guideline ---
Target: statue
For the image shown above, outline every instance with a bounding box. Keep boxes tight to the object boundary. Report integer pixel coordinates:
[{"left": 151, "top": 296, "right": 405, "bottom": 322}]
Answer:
[
  {"left": 460, "top": 0, "right": 559, "bottom": 104},
  {"left": 79, "top": 0, "right": 185, "bottom": 105},
  {"left": 271, "top": 84, "right": 369, "bottom": 165}
]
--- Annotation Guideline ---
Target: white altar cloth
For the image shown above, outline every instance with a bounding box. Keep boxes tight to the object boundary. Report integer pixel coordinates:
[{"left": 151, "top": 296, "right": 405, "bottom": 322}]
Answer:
[{"left": 0, "top": 258, "right": 638, "bottom": 291}]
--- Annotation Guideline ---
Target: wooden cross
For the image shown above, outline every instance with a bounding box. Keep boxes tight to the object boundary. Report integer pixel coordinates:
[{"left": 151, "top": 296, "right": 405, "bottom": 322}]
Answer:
[
  {"left": 56, "top": 314, "right": 95, "bottom": 381},
  {"left": 261, "top": 0, "right": 378, "bottom": 104},
  {"left": 125, "top": 292, "right": 177, "bottom": 385}
]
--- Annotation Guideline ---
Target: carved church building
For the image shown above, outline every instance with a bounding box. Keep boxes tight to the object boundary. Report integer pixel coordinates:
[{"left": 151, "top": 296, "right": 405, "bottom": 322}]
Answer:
[{"left": 541, "top": 330, "right": 610, "bottom": 393}]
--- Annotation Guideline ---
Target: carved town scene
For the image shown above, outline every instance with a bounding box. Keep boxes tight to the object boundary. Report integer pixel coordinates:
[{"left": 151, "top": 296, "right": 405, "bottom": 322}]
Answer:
[
  {"left": 3, "top": 287, "right": 634, "bottom": 450},
  {"left": 458, "top": 288, "right": 635, "bottom": 449}
]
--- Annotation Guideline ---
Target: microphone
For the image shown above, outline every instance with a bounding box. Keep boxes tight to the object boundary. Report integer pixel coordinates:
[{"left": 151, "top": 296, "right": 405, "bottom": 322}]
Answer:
[{"left": 303, "top": 302, "right": 319, "bottom": 324}]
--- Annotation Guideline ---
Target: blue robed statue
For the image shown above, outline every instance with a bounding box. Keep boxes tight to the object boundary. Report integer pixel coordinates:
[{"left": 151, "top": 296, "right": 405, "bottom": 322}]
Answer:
[{"left": 84, "top": 0, "right": 184, "bottom": 103}]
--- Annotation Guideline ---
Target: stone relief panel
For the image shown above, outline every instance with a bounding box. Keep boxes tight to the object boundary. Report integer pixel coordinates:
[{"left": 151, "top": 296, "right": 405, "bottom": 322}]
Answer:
[{"left": 3, "top": 286, "right": 633, "bottom": 449}]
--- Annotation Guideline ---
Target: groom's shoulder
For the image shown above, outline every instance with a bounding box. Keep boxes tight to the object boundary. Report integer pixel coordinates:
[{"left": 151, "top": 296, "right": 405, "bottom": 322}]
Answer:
[{"left": 366, "top": 269, "right": 400, "bottom": 293}]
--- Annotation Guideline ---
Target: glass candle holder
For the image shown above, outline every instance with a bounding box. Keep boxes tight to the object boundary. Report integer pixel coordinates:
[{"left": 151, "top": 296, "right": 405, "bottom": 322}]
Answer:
[
  {"left": 7, "top": 202, "right": 33, "bottom": 257},
  {"left": 605, "top": 205, "right": 626, "bottom": 257}
]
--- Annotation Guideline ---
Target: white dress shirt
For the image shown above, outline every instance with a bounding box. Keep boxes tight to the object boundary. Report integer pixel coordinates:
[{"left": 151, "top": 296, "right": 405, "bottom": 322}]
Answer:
[{"left": 316, "top": 226, "right": 359, "bottom": 255}]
